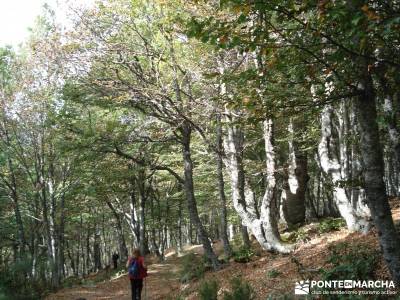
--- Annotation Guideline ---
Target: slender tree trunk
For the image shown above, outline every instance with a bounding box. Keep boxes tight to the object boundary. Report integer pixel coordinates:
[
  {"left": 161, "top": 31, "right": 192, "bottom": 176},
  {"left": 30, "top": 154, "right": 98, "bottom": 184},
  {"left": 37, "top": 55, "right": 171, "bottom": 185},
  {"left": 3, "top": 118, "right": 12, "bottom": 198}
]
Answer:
[
  {"left": 4, "top": 143, "right": 26, "bottom": 256},
  {"left": 137, "top": 174, "right": 146, "bottom": 255},
  {"left": 139, "top": 195, "right": 147, "bottom": 255},
  {"left": 181, "top": 122, "right": 220, "bottom": 269},
  {"left": 105, "top": 199, "right": 128, "bottom": 260},
  {"left": 9, "top": 173, "right": 25, "bottom": 258},
  {"left": 48, "top": 155, "right": 60, "bottom": 287},
  {"left": 129, "top": 181, "right": 140, "bottom": 246},
  {"left": 383, "top": 93, "right": 400, "bottom": 196},
  {"left": 85, "top": 228, "right": 91, "bottom": 274},
  {"left": 216, "top": 115, "right": 232, "bottom": 257},
  {"left": 58, "top": 191, "right": 66, "bottom": 281},
  {"left": 177, "top": 193, "right": 183, "bottom": 255},
  {"left": 1, "top": 104, "right": 26, "bottom": 257},
  {"left": 93, "top": 228, "right": 102, "bottom": 271},
  {"left": 66, "top": 241, "right": 75, "bottom": 277},
  {"left": 236, "top": 130, "right": 251, "bottom": 248}
]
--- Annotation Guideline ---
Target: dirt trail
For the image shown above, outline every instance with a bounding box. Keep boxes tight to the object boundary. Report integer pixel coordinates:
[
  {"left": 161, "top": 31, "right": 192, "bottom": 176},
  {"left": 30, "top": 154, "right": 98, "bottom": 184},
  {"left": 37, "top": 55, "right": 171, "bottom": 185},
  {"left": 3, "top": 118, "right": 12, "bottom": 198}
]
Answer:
[{"left": 46, "top": 256, "right": 182, "bottom": 300}]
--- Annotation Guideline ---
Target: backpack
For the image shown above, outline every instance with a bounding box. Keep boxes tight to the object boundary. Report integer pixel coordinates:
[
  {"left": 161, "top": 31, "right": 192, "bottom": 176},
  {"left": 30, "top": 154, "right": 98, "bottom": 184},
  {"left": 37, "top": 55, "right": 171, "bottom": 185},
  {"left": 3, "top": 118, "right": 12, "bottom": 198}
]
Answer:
[{"left": 128, "top": 259, "right": 140, "bottom": 277}]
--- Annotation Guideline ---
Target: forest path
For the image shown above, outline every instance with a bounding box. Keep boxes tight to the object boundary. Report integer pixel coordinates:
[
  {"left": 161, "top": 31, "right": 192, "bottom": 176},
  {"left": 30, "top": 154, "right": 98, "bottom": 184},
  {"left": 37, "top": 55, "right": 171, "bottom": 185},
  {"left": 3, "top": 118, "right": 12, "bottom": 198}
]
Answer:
[{"left": 46, "top": 253, "right": 184, "bottom": 300}]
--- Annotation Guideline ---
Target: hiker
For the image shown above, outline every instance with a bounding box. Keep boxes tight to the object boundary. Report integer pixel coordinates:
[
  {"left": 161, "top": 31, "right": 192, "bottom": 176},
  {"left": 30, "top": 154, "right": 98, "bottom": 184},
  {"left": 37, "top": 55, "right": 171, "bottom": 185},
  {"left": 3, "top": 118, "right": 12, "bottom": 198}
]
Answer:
[
  {"left": 112, "top": 252, "right": 119, "bottom": 269},
  {"left": 126, "top": 248, "right": 148, "bottom": 300}
]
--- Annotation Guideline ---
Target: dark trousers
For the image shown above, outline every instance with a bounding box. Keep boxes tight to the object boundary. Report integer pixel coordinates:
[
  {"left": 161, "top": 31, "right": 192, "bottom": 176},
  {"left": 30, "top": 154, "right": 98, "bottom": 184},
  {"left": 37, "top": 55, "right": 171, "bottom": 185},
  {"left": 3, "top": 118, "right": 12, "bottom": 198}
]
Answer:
[{"left": 130, "top": 279, "right": 143, "bottom": 300}]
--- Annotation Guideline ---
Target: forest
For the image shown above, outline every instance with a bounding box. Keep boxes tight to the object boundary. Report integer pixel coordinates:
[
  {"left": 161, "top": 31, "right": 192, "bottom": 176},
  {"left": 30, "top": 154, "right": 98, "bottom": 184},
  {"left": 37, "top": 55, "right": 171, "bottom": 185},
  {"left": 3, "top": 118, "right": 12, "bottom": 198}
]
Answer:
[{"left": 0, "top": 0, "right": 400, "bottom": 299}]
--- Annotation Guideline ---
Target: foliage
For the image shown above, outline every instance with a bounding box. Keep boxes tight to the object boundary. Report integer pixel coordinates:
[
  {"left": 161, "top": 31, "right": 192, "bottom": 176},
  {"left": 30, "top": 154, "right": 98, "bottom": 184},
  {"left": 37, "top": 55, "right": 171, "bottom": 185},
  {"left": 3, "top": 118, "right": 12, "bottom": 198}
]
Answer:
[
  {"left": 266, "top": 269, "right": 281, "bottom": 278},
  {"left": 80, "top": 267, "right": 122, "bottom": 285},
  {"left": 62, "top": 276, "right": 82, "bottom": 288},
  {"left": 294, "top": 228, "right": 310, "bottom": 242},
  {"left": 231, "top": 233, "right": 245, "bottom": 248},
  {"left": 232, "top": 246, "right": 254, "bottom": 263},
  {"left": 223, "top": 277, "right": 254, "bottom": 300},
  {"left": 322, "top": 242, "right": 379, "bottom": 281},
  {"left": 0, "top": 258, "right": 48, "bottom": 300},
  {"left": 199, "top": 279, "right": 218, "bottom": 300},
  {"left": 180, "top": 253, "right": 208, "bottom": 283},
  {"left": 281, "top": 227, "right": 310, "bottom": 243},
  {"left": 318, "top": 218, "right": 346, "bottom": 234}
]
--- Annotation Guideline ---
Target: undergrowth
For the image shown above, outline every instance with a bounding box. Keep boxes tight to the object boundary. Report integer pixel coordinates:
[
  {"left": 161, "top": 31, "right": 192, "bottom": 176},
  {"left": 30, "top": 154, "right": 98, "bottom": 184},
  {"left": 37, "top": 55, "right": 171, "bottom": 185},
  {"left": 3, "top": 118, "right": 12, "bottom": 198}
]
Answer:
[
  {"left": 318, "top": 218, "right": 346, "bottom": 234},
  {"left": 318, "top": 242, "right": 381, "bottom": 300},
  {"left": 232, "top": 246, "right": 255, "bottom": 263},
  {"left": 180, "top": 253, "right": 209, "bottom": 283},
  {"left": 199, "top": 279, "right": 218, "bottom": 300},
  {"left": 223, "top": 277, "right": 254, "bottom": 300},
  {"left": 0, "top": 257, "right": 50, "bottom": 300},
  {"left": 197, "top": 277, "right": 255, "bottom": 300},
  {"left": 322, "top": 241, "right": 379, "bottom": 281}
]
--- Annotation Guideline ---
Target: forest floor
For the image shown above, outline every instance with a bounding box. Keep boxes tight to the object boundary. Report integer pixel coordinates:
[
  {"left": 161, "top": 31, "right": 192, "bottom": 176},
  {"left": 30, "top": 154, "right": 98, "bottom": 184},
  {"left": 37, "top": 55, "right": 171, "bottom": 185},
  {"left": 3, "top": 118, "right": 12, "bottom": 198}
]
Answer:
[
  {"left": 45, "top": 252, "right": 182, "bottom": 299},
  {"left": 46, "top": 199, "right": 400, "bottom": 300}
]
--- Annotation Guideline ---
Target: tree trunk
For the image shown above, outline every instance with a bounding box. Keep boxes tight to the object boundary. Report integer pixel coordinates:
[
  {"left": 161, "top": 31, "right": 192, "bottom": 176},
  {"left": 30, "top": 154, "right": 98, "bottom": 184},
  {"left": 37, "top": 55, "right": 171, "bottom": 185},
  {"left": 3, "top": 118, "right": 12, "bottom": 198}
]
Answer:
[
  {"left": 1, "top": 104, "right": 26, "bottom": 258},
  {"left": 355, "top": 71, "right": 400, "bottom": 284},
  {"left": 128, "top": 181, "right": 140, "bottom": 246},
  {"left": 216, "top": 115, "right": 232, "bottom": 257},
  {"left": 58, "top": 190, "right": 66, "bottom": 281},
  {"left": 48, "top": 156, "right": 60, "bottom": 287},
  {"left": 318, "top": 104, "right": 370, "bottom": 232},
  {"left": 139, "top": 198, "right": 148, "bottom": 255},
  {"left": 105, "top": 199, "right": 128, "bottom": 260},
  {"left": 259, "top": 119, "right": 292, "bottom": 253},
  {"left": 93, "top": 228, "right": 102, "bottom": 271},
  {"left": 177, "top": 193, "right": 184, "bottom": 255},
  {"left": 181, "top": 122, "right": 220, "bottom": 269},
  {"left": 224, "top": 118, "right": 293, "bottom": 253},
  {"left": 383, "top": 93, "right": 400, "bottom": 196},
  {"left": 282, "top": 120, "right": 308, "bottom": 225},
  {"left": 236, "top": 130, "right": 252, "bottom": 249}
]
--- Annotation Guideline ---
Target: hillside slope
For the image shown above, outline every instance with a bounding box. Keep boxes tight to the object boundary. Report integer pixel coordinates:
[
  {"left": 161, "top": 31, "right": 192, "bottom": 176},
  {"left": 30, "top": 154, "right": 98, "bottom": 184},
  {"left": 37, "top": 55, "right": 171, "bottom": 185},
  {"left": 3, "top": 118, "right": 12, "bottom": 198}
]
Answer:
[{"left": 47, "top": 200, "right": 400, "bottom": 300}]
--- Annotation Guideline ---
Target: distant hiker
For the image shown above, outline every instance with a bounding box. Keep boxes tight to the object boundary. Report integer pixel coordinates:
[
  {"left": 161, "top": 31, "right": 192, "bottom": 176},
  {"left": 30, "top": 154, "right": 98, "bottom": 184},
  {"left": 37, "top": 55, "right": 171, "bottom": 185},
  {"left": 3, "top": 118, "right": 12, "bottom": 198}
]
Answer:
[
  {"left": 112, "top": 252, "right": 119, "bottom": 269},
  {"left": 127, "top": 248, "right": 148, "bottom": 300}
]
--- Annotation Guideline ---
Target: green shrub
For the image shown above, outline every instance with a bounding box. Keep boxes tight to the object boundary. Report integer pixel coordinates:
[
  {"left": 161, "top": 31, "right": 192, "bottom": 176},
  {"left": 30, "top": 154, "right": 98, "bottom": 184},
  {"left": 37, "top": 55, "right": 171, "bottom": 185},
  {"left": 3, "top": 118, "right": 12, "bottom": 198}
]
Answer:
[
  {"left": 180, "top": 253, "right": 207, "bottom": 283},
  {"left": 294, "top": 228, "right": 309, "bottom": 242},
  {"left": 318, "top": 218, "right": 345, "bottom": 234},
  {"left": 322, "top": 241, "right": 379, "bottom": 281},
  {"left": 232, "top": 233, "right": 245, "bottom": 248},
  {"left": 0, "top": 257, "right": 48, "bottom": 300},
  {"left": 232, "top": 246, "right": 254, "bottom": 263},
  {"left": 223, "top": 277, "right": 254, "bottom": 300},
  {"left": 0, "top": 288, "right": 9, "bottom": 300},
  {"left": 199, "top": 279, "right": 218, "bottom": 300},
  {"left": 62, "top": 275, "right": 82, "bottom": 288},
  {"left": 282, "top": 227, "right": 311, "bottom": 243},
  {"left": 266, "top": 269, "right": 281, "bottom": 278}
]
